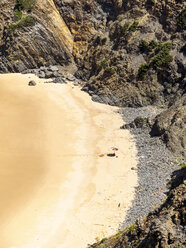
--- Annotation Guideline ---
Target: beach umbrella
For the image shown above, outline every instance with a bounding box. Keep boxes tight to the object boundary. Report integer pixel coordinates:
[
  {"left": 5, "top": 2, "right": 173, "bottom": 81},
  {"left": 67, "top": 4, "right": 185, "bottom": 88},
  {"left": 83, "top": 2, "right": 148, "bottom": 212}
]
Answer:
[{"left": 112, "top": 147, "right": 118, "bottom": 151}]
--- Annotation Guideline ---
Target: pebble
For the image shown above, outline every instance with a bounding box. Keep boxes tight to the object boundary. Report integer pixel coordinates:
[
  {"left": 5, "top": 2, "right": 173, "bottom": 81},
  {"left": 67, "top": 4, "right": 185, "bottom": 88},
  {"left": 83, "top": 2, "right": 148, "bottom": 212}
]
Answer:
[{"left": 118, "top": 106, "right": 179, "bottom": 229}]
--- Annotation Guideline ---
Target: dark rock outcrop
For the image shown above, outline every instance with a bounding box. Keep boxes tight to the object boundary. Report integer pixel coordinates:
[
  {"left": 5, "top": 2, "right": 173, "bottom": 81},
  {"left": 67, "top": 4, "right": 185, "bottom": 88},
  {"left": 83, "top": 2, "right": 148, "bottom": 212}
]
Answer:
[
  {"left": 151, "top": 94, "right": 186, "bottom": 157},
  {"left": 121, "top": 116, "right": 152, "bottom": 129}
]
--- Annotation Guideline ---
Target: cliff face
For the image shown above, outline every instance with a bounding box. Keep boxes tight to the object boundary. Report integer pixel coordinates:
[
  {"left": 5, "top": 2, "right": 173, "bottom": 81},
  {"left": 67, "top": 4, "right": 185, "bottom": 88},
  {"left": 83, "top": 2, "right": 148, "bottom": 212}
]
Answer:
[
  {"left": 76, "top": 0, "right": 185, "bottom": 108},
  {"left": 2, "top": 0, "right": 184, "bottom": 107},
  {"left": 0, "top": 0, "right": 73, "bottom": 72}
]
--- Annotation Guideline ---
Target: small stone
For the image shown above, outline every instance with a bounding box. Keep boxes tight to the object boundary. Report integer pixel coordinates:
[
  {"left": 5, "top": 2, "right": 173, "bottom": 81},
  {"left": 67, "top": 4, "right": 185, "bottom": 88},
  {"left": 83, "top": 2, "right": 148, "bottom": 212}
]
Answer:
[
  {"left": 45, "top": 71, "right": 53, "bottom": 78},
  {"left": 28, "top": 80, "right": 36, "bottom": 86},
  {"left": 66, "top": 74, "right": 76, "bottom": 81},
  {"left": 38, "top": 71, "right": 45, "bottom": 78}
]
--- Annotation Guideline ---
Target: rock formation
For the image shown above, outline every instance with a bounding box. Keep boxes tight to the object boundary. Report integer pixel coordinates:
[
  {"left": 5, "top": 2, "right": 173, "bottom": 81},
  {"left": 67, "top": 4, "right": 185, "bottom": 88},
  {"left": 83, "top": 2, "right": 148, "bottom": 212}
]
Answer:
[
  {"left": 1, "top": 1, "right": 185, "bottom": 108},
  {"left": 0, "top": 0, "right": 73, "bottom": 72},
  {"left": 151, "top": 94, "right": 186, "bottom": 157}
]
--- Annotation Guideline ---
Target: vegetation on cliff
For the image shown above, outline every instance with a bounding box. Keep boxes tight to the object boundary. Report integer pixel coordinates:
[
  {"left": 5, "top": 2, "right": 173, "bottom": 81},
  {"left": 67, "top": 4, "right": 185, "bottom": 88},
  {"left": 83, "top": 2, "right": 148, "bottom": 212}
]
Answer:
[
  {"left": 138, "top": 42, "right": 173, "bottom": 80},
  {"left": 15, "top": 0, "right": 35, "bottom": 11},
  {"left": 177, "top": 8, "right": 186, "bottom": 30},
  {"left": 8, "top": 16, "right": 35, "bottom": 33}
]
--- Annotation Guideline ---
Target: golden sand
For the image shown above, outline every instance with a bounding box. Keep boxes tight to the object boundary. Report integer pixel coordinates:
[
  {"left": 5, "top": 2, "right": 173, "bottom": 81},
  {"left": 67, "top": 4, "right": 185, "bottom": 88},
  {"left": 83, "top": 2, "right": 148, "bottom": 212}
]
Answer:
[{"left": 0, "top": 74, "right": 138, "bottom": 248}]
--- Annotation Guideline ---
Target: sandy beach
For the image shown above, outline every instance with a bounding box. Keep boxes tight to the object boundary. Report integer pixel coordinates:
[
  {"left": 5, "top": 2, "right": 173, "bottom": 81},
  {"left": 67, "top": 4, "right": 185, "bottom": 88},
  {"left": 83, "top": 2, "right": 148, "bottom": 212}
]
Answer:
[{"left": 0, "top": 74, "right": 138, "bottom": 248}]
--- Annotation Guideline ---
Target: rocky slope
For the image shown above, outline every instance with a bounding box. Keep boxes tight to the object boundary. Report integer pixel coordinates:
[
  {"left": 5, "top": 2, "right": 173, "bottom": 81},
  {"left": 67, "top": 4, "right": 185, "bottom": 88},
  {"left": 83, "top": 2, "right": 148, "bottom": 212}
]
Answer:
[
  {"left": 1, "top": 1, "right": 185, "bottom": 138},
  {"left": 0, "top": 1, "right": 185, "bottom": 106},
  {"left": 78, "top": 0, "right": 186, "bottom": 108},
  {"left": 90, "top": 167, "right": 186, "bottom": 248},
  {"left": 0, "top": 0, "right": 73, "bottom": 72}
]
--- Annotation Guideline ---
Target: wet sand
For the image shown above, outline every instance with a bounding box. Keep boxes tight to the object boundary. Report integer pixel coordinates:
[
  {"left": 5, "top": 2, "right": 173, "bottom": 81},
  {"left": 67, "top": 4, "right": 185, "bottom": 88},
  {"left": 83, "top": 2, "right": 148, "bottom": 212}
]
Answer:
[{"left": 0, "top": 74, "right": 138, "bottom": 248}]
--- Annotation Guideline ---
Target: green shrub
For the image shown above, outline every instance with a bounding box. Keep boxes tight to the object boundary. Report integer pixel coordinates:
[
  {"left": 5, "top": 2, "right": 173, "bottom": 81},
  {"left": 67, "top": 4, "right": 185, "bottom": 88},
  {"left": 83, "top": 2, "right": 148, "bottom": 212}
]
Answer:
[
  {"left": 180, "top": 163, "right": 186, "bottom": 169},
  {"left": 148, "top": 40, "right": 158, "bottom": 51},
  {"left": 15, "top": 0, "right": 35, "bottom": 11},
  {"left": 177, "top": 8, "right": 186, "bottom": 30},
  {"left": 129, "top": 224, "right": 136, "bottom": 234},
  {"left": 139, "top": 40, "right": 149, "bottom": 52},
  {"left": 152, "top": 53, "right": 173, "bottom": 69},
  {"left": 105, "top": 66, "right": 115, "bottom": 74},
  {"left": 8, "top": 16, "right": 35, "bottom": 33},
  {"left": 101, "top": 37, "right": 107, "bottom": 45},
  {"left": 158, "top": 42, "right": 172, "bottom": 52},
  {"left": 152, "top": 42, "right": 173, "bottom": 69},
  {"left": 119, "top": 16, "right": 124, "bottom": 22},
  {"left": 100, "top": 238, "right": 107, "bottom": 243},
  {"left": 121, "top": 22, "right": 130, "bottom": 35},
  {"left": 139, "top": 40, "right": 158, "bottom": 52},
  {"left": 100, "top": 59, "right": 108, "bottom": 68},
  {"left": 137, "top": 41, "right": 173, "bottom": 79},
  {"left": 129, "top": 21, "right": 139, "bottom": 32},
  {"left": 14, "top": 9, "right": 22, "bottom": 21},
  {"left": 120, "top": 21, "right": 139, "bottom": 36},
  {"left": 138, "top": 63, "right": 149, "bottom": 80}
]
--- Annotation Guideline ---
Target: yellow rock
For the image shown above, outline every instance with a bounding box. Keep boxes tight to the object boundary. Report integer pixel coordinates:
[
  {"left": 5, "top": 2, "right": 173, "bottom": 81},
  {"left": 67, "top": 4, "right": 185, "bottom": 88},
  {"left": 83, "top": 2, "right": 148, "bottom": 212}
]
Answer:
[{"left": 35, "top": 0, "right": 73, "bottom": 53}]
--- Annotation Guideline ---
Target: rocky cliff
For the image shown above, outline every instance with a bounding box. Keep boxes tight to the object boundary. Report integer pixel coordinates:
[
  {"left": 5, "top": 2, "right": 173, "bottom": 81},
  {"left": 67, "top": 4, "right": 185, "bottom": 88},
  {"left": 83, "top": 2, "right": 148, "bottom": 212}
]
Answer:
[
  {"left": 0, "top": 0, "right": 73, "bottom": 72},
  {"left": 76, "top": 0, "right": 185, "bottom": 108},
  {"left": 1, "top": 1, "right": 185, "bottom": 106}
]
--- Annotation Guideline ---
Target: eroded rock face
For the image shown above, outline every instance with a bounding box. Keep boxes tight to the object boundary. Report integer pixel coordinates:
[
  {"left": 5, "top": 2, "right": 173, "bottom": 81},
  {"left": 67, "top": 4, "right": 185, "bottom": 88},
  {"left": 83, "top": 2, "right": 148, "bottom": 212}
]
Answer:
[
  {"left": 54, "top": 0, "right": 109, "bottom": 65},
  {"left": 0, "top": 1, "right": 185, "bottom": 127},
  {"left": 1, "top": 1, "right": 185, "bottom": 108},
  {"left": 151, "top": 94, "right": 186, "bottom": 157},
  {"left": 77, "top": 0, "right": 185, "bottom": 107},
  {"left": 0, "top": 0, "right": 73, "bottom": 72}
]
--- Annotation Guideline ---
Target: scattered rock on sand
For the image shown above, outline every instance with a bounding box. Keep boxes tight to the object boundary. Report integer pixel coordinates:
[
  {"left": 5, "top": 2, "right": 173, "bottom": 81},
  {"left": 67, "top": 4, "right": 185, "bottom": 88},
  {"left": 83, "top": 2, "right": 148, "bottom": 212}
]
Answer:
[{"left": 28, "top": 80, "right": 36, "bottom": 86}]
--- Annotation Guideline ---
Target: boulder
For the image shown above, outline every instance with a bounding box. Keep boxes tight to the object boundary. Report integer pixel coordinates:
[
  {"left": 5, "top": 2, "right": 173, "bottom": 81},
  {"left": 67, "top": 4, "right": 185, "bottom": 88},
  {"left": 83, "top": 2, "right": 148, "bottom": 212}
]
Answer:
[
  {"left": 38, "top": 71, "right": 46, "bottom": 78},
  {"left": 151, "top": 94, "right": 186, "bottom": 157},
  {"left": 45, "top": 71, "right": 53, "bottom": 79},
  {"left": 48, "top": 66, "right": 59, "bottom": 72},
  {"left": 120, "top": 116, "right": 151, "bottom": 129},
  {"left": 65, "top": 74, "right": 76, "bottom": 81},
  {"left": 28, "top": 80, "right": 36, "bottom": 86}
]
